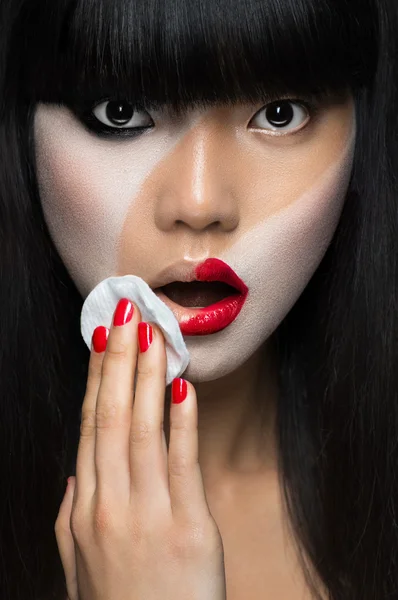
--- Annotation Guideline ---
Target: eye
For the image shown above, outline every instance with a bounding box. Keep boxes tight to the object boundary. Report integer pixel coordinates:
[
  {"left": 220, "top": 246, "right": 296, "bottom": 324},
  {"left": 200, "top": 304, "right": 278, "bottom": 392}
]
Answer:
[
  {"left": 92, "top": 100, "right": 153, "bottom": 129},
  {"left": 249, "top": 100, "right": 311, "bottom": 134}
]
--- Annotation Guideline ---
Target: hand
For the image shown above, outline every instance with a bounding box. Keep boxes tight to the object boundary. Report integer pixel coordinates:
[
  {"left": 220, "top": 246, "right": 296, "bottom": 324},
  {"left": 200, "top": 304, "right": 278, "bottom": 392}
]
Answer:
[{"left": 55, "top": 298, "right": 227, "bottom": 600}]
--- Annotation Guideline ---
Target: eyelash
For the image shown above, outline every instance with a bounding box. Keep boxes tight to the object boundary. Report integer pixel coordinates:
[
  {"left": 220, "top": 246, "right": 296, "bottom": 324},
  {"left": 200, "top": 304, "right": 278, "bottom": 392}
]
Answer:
[{"left": 72, "top": 96, "right": 321, "bottom": 139}]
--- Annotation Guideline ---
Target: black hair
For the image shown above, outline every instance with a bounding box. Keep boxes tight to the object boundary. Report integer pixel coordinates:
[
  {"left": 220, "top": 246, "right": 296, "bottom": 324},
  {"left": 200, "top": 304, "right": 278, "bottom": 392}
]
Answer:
[{"left": 0, "top": 0, "right": 397, "bottom": 598}]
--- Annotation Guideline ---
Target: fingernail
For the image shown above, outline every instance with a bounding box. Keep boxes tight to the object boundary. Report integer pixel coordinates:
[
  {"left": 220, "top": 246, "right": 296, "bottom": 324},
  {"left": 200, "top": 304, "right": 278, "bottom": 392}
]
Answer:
[
  {"left": 92, "top": 326, "right": 109, "bottom": 353},
  {"left": 113, "top": 298, "right": 134, "bottom": 327},
  {"left": 138, "top": 322, "right": 153, "bottom": 352},
  {"left": 172, "top": 378, "right": 188, "bottom": 404}
]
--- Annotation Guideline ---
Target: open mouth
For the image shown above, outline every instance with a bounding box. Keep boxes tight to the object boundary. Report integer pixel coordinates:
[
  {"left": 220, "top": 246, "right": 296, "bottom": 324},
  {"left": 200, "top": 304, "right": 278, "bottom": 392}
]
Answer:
[
  {"left": 152, "top": 257, "right": 249, "bottom": 335},
  {"left": 159, "top": 280, "right": 239, "bottom": 308}
]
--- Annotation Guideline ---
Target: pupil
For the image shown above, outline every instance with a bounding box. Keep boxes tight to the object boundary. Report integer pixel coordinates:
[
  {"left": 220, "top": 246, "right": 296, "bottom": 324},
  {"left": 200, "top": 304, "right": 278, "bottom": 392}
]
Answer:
[
  {"left": 266, "top": 102, "right": 293, "bottom": 127},
  {"left": 106, "top": 101, "right": 134, "bottom": 125}
]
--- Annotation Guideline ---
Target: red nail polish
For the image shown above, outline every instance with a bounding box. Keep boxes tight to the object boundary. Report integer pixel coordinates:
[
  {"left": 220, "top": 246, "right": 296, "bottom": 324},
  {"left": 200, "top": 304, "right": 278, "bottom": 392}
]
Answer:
[
  {"left": 172, "top": 378, "right": 188, "bottom": 404},
  {"left": 138, "top": 322, "right": 153, "bottom": 352},
  {"left": 113, "top": 298, "right": 134, "bottom": 326},
  {"left": 92, "top": 326, "right": 109, "bottom": 353}
]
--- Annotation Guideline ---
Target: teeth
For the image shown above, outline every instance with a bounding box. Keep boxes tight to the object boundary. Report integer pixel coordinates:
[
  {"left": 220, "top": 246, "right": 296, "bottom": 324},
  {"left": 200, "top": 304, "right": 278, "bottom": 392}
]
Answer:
[{"left": 161, "top": 281, "right": 237, "bottom": 308}]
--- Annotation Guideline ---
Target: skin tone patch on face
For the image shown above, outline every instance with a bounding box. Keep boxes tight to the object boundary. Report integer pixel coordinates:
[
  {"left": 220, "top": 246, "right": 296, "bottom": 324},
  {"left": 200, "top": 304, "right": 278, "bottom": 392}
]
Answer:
[{"left": 34, "top": 95, "right": 356, "bottom": 382}]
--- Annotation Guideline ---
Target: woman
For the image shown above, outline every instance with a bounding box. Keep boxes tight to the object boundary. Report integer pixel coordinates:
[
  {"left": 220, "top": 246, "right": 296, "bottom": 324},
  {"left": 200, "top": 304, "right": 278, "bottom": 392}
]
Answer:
[{"left": 0, "top": 0, "right": 397, "bottom": 598}]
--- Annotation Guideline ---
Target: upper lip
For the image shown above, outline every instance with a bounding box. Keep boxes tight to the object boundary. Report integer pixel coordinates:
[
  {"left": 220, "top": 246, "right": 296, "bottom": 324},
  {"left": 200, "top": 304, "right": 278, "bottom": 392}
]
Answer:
[{"left": 150, "top": 258, "right": 248, "bottom": 295}]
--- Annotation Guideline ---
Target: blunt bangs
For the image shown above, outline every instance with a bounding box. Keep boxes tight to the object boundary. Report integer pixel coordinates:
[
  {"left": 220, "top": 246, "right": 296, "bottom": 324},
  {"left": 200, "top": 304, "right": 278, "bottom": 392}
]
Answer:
[{"left": 8, "top": 0, "right": 378, "bottom": 112}]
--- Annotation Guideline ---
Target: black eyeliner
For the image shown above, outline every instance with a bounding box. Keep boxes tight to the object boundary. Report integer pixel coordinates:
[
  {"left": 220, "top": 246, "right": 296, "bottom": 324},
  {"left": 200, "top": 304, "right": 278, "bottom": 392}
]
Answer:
[
  {"left": 69, "top": 100, "right": 154, "bottom": 139},
  {"left": 69, "top": 93, "right": 324, "bottom": 139}
]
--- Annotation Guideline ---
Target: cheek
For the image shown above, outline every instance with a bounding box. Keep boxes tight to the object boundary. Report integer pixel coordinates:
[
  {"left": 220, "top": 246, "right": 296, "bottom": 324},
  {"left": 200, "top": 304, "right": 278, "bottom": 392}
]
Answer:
[
  {"left": 247, "top": 154, "right": 353, "bottom": 312},
  {"left": 34, "top": 133, "right": 123, "bottom": 286},
  {"left": 37, "top": 151, "right": 103, "bottom": 233},
  {"left": 33, "top": 104, "right": 185, "bottom": 296},
  {"left": 34, "top": 119, "right": 156, "bottom": 294},
  {"left": 183, "top": 126, "right": 356, "bottom": 382}
]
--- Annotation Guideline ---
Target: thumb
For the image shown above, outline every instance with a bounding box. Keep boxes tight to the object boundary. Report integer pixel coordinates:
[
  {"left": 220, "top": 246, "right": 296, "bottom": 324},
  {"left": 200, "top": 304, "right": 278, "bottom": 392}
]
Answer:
[{"left": 55, "top": 476, "right": 79, "bottom": 600}]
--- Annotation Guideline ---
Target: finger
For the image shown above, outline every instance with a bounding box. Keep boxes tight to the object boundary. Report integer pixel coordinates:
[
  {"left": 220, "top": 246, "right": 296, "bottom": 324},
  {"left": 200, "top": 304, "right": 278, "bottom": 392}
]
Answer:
[
  {"left": 54, "top": 477, "right": 79, "bottom": 600},
  {"left": 129, "top": 322, "right": 169, "bottom": 510},
  {"left": 95, "top": 298, "right": 142, "bottom": 498},
  {"left": 168, "top": 379, "right": 211, "bottom": 522},
  {"left": 74, "top": 327, "right": 109, "bottom": 500}
]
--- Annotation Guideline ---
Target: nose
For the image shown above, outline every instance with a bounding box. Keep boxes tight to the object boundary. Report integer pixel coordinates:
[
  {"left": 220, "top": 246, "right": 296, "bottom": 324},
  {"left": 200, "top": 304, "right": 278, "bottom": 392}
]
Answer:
[{"left": 154, "top": 122, "right": 240, "bottom": 233}]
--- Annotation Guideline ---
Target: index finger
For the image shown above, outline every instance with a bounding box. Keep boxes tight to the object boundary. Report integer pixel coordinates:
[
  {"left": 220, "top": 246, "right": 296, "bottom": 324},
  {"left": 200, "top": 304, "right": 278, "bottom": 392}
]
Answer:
[{"left": 74, "top": 326, "right": 109, "bottom": 502}]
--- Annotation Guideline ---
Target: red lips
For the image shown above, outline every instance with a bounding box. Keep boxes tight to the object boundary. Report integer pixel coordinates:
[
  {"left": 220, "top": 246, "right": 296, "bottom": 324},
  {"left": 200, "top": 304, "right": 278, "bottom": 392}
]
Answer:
[
  {"left": 194, "top": 258, "right": 248, "bottom": 295},
  {"left": 178, "top": 258, "right": 249, "bottom": 335}
]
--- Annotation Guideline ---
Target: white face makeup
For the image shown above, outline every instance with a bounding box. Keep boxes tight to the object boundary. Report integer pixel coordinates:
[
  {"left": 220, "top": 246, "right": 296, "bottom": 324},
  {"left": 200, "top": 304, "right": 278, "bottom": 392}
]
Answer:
[{"left": 34, "top": 96, "right": 356, "bottom": 383}]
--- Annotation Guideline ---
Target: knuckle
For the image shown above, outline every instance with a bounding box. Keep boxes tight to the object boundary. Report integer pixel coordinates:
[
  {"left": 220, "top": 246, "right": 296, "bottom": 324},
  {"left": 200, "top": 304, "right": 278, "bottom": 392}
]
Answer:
[
  {"left": 103, "top": 341, "right": 129, "bottom": 362},
  {"left": 168, "top": 454, "right": 190, "bottom": 478},
  {"left": 170, "top": 419, "right": 191, "bottom": 435},
  {"left": 92, "top": 502, "right": 115, "bottom": 537},
  {"left": 169, "top": 523, "right": 209, "bottom": 560},
  {"left": 130, "top": 420, "right": 156, "bottom": 447},
  {"left": 80, "top": 408, "right": 96, "bottom": 437},
  {"left": 95, "top": 403, "right": 120, "bottom": 429},
  {"left": 136, "top": 362, "right": 156, "bottom": 379}
]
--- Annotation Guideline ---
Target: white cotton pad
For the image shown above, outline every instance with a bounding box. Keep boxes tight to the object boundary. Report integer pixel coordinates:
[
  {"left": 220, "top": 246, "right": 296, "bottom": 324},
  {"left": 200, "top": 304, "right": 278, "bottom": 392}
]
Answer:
[{"left": 80, "top": 275, "right": 190, "bottom": 386}]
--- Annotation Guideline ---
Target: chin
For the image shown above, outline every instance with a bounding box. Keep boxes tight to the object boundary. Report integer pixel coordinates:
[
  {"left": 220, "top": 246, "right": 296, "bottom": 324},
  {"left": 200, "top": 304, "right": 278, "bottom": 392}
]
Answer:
[
  {"left": 178, "top": 343, "right": 249, "bottom": 384},
  {"left": 178, "top": 332, "right": 271, "bottom": 385},
  {"left": 180, "top": 362, "right": 227, "bottom": 384}
]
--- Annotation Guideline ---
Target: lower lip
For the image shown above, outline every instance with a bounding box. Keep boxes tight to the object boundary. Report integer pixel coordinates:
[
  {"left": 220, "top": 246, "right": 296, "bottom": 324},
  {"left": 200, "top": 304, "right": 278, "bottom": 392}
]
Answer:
[{"left": 155, "top": 290, "right": 248, "bottom": 335}]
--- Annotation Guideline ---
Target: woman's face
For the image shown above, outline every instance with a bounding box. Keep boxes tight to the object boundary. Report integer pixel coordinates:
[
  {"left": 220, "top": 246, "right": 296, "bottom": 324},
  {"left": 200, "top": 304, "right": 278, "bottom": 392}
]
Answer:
[{"left": 34, "top": 94, "right": 356, "bottom": 382}]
